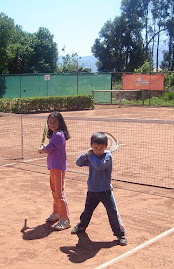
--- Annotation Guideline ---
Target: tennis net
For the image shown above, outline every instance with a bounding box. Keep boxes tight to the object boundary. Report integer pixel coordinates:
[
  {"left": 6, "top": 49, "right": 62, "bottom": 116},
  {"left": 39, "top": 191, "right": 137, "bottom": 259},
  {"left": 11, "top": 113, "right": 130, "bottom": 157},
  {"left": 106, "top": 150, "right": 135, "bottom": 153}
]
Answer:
[{"left": 0, "top": 113, "right": 173, "bottom": 197}]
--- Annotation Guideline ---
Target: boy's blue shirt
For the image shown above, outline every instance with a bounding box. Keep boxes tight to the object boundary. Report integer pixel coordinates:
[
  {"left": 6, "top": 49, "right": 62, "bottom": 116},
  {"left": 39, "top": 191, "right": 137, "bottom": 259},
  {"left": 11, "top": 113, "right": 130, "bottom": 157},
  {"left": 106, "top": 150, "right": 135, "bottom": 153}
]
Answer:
[{"left": 76, "top": 151, "right": 113, "bottom": 192}]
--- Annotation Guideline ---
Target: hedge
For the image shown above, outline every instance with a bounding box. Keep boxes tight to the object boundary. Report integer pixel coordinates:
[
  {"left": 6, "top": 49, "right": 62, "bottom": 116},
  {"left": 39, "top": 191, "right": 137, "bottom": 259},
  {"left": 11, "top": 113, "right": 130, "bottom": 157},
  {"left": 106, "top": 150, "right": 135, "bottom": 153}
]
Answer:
[{"left": 0, "top": 95, "right": 94, "bottom": 114}]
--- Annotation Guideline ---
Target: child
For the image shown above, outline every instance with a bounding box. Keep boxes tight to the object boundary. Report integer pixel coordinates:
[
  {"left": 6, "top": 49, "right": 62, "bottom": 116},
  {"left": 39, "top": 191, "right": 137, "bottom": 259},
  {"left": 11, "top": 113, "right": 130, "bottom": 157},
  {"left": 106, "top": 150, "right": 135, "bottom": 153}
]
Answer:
[
  {"left": 38, "top": 111, "right": 71, "bottom": 231},
  {"left": 71, "top": 132, "right": 127, "bottom": 246}
]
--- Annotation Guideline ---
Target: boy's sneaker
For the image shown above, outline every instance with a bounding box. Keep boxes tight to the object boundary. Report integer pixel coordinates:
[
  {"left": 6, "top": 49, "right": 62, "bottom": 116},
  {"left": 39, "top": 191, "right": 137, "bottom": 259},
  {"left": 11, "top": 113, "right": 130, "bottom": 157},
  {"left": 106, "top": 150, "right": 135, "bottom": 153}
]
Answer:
[
  {"left": 118, "top": 235, "right": 128, "bottom": 246},
  {"left": 54, "top": 219, "right": 71, "bottom": 231},
  {"left": 71, "top": 224, "right": 86, "bottom": 235},
  {"left": 46, "top": 213, "right": 59, "bottom": 222}
]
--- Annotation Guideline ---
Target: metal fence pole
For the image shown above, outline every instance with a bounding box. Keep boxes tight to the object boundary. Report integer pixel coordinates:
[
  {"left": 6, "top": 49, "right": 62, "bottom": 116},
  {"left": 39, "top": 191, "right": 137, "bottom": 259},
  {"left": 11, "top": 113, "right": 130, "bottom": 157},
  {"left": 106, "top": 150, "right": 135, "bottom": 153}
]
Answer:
[
  {"left": 77, "top": 72, "right": 79, "bottom": 95},
  {"left": 20, "top": 75, "right": 22, "bottom": 98}
]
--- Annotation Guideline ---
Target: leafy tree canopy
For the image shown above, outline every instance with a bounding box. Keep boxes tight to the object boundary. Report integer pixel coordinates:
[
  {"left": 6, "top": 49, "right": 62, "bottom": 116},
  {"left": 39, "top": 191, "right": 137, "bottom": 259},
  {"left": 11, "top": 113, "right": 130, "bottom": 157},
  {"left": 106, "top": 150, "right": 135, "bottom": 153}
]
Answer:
[
  {"left": 92, "top": 0, "right": 174, "bottom": 72},
  {"left": 0, "top": 13, "right": 58, "bottom": 74}
]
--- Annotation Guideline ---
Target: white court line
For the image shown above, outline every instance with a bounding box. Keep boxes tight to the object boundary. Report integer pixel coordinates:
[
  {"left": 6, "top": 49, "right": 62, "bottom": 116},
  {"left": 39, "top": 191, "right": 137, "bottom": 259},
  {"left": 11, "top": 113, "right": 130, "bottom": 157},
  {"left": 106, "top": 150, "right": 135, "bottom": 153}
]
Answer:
[
  {"left": 67, "top": 151, "right": 83, "bottom": 155},
  {"left": 94, "top": 227, "right": 174, "bottom": 269},
  {"left": 0, "top": 153, "right": 77, "bottom": 168},
  {"left": 0, "top": 162, "right": 17, "bottom": 167},
  {"left": 24, "top": 157, "right": 46, "bottom": 162},
  {"left": 0, "top": 156, "right": 46, "bottom": 167}
]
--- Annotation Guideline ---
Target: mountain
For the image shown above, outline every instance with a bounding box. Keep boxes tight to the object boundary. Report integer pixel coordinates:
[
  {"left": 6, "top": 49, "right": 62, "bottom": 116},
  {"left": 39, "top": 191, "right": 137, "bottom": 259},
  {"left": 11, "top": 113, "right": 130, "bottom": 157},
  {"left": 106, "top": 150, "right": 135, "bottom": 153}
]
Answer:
[
  {"left": 78, "top": 56, "right": 98, "bottom": 72},
  {"left": 58, "top": 55, "right": 98, "bottom": 72}
]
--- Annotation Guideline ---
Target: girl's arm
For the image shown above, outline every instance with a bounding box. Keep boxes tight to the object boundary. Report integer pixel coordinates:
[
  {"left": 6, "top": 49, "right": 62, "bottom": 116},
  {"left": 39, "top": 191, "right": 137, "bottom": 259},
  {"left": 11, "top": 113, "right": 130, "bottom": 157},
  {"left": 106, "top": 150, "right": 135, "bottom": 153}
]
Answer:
[
  {"left": 38, "top": 144, "right": 48, "bottom": 154},
  {"left": 40, "top": 132, "right": 64, "bottom": 154}
]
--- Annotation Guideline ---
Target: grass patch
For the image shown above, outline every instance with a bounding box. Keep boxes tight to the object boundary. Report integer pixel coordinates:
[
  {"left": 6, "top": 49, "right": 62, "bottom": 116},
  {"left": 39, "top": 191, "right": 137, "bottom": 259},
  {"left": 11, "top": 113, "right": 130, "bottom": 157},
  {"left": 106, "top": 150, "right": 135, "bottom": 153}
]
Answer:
[{"left": 112, "top": 92, "right": 174, "bottom": 107}]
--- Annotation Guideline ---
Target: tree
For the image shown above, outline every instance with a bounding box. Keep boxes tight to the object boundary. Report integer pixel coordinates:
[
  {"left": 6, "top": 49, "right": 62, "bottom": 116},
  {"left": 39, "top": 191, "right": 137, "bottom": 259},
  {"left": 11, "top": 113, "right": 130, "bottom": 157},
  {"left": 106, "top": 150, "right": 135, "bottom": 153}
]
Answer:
[
  {"left": 32, "top": 27, "right": 58, "bottom": 73},
  {"left": 91, "top": 0, "right": 174, "bottom": 72},
  {"left": 150, "top": 0, "right": 171, "bottom": 71},
  {"left": 134, "top": 60, "right": 153, "bottom": 73},
  {"left": 0, "top": 13, "right": 16, "bottom": 73},
  {"left": 0, "top": 14, "right": 59, "bottom": 74},
  {"left": 57, "top": 52, "right": 85, "bottom": 73},
  {"left": 0, "top": 76, "right": 6, "bottom": 97},
  {"left": 121, "top": 0, "right": 150, "bottom": 58},
  {"left": 7, "top": 31, "right": 36, "bottom": 73},
  {"left": 121, "top": 0, "right": 173, "bottom": 71},
  {"left": 160, "top": 0, "right": 174, "bottom": 71},
  {"left": 92, "top": 14, "right": 145, "bottom": 72}
]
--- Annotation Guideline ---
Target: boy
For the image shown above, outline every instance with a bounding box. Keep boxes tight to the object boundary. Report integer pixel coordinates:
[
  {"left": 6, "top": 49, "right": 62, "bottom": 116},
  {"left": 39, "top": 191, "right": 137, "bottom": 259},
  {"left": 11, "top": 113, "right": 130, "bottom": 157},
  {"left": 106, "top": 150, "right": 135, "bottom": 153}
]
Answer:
[{"left": 71, "top": 132, "right": 127, "bottom": 246}]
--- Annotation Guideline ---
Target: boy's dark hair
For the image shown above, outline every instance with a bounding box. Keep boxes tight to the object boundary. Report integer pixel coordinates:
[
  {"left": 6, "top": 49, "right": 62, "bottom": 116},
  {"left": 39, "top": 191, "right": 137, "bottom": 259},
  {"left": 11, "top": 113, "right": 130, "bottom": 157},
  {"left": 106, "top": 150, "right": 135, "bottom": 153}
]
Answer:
[
  {"left": 91, "top": 132, "right": 108, "bottom": 146},
  {"left": 47, "top": 111, "right": 70, "bottom": 140}
]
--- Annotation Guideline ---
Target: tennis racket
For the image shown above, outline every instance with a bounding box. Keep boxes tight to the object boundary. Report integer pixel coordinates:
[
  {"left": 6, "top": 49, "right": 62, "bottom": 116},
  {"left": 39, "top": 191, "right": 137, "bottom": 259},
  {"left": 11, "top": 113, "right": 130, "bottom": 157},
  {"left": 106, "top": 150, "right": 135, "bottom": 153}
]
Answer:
[
  {"left": 104, "top": 132, "right": 118, "bottom": 153},
  {"left": 41, "top": 121, "right": 48, "bottom": 146}
]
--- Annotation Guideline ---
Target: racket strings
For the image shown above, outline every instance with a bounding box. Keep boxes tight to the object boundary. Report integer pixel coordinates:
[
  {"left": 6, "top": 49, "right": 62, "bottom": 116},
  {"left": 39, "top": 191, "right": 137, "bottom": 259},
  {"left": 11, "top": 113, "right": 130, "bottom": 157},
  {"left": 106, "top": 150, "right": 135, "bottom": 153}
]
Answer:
[{"left": 105, "top": 133, "right": 118, "bottom": 152}]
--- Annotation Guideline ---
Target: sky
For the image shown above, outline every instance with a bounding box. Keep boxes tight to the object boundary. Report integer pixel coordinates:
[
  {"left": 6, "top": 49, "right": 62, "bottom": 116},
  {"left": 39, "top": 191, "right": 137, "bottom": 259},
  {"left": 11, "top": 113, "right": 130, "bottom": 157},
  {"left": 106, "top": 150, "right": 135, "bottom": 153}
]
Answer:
[{"left": 0, "top": 0, "right": 122, "bottom": 57}]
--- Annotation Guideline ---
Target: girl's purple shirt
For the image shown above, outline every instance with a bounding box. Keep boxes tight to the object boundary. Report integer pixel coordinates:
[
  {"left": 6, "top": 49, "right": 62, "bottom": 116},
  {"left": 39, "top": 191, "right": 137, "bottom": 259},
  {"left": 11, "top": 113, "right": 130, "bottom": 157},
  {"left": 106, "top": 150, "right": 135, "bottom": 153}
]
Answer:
[{"left": 45, "top": 131, "right": 66, "bottom": 171}]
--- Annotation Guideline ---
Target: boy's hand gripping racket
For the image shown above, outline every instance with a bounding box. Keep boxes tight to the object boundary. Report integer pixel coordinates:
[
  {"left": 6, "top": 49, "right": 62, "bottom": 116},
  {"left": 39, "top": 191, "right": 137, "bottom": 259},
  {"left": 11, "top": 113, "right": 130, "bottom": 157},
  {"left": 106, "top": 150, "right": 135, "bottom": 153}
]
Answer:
[{"left": 104, "top": 132, "right": 118, "bottom": 153}]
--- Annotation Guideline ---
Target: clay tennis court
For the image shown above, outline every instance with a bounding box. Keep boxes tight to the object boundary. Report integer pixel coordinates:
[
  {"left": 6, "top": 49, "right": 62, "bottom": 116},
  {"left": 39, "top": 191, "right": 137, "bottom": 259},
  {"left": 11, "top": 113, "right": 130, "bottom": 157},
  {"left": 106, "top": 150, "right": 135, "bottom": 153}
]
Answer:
[{"left": 0, "top": 105, "right": 174, "bottom": 269}]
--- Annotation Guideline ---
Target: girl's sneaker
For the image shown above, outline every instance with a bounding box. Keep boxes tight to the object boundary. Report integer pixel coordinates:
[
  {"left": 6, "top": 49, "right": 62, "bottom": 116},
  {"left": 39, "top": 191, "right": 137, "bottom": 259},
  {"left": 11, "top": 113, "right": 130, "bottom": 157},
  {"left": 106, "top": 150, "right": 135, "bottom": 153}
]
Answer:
[
  {"left": 46, "top": 213, "right": 59, "bottom": 222},
  {"left": 54, "top": 219, "right": 71, "bottom": 231}
]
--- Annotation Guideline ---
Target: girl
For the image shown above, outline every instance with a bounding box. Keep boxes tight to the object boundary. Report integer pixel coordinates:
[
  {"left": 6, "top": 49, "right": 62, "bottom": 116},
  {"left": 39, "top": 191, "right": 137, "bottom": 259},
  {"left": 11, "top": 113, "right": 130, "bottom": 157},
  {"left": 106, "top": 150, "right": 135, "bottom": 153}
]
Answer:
[{"left": 38, "top": 111, "right": 71, "bottom": 231}]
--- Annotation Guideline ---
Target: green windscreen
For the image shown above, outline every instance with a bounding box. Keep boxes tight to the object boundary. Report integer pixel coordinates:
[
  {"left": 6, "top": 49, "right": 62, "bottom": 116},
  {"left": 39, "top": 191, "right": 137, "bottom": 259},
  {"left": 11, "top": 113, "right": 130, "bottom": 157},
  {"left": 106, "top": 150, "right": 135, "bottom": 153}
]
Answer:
[
  {"left": 78, "top": 73, "right": 111, "bottom": 95},
  {"left": 93, "top": 90, "right": 112, "bottom": 103},
  {"left": 0, "top": 73, "right": 111, "bottom": 98}
]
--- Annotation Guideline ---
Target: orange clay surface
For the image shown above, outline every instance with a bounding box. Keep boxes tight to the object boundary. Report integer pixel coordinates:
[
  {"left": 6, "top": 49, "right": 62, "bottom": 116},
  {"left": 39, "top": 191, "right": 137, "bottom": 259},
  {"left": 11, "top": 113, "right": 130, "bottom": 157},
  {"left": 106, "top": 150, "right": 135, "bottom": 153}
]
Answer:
[{"left": 0, "top": 105, "right": 174, "bottom": 269}]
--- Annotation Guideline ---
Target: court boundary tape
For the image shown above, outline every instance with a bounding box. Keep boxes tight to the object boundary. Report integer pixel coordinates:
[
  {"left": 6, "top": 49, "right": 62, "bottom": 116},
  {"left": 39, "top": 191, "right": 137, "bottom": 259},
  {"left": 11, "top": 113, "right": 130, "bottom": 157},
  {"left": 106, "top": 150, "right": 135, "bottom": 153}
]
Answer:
[{"left": 94, "top": 227, "right": 174, "bottom": 269}]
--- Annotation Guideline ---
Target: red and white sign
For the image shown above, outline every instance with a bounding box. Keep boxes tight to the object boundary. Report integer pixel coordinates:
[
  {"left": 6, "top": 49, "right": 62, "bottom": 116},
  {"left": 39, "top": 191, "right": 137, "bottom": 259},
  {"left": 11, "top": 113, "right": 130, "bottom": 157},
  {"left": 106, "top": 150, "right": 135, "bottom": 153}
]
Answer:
[
  {"left": 44, "top": 74, "right": 50, "bottom": 81},
  {"left": 123, "top": 74, "right": 164, "bottom": 91}
]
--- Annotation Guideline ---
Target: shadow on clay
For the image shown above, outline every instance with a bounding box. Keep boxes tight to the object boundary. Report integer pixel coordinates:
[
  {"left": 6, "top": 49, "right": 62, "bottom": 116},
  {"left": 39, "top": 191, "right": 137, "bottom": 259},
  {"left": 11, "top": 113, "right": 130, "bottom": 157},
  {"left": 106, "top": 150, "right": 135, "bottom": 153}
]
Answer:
[
  {"left": 60, "top": 232, "right": 120, "bottom": 263},
  {"left": 21, "top": 218, "right": 55, "bottom": 240}
]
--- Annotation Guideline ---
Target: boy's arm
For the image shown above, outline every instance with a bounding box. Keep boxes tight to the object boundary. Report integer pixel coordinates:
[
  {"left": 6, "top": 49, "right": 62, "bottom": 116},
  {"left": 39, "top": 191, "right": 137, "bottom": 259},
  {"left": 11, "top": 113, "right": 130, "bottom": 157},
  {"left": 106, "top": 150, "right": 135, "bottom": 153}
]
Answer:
[
  {"left": 88, "top": 152, "right": 112, "bottom": 170},
  {"left": 76, "top": 152, "right": 90, "bottom": 167}
]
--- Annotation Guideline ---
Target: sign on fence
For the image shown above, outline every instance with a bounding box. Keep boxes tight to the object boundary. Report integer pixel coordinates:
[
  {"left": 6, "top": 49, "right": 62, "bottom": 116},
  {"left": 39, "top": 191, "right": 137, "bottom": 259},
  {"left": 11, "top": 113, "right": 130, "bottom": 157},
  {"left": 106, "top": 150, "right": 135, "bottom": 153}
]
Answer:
[
  {"left": 44, "top": 74, "right": 50, "bottom": 81},
  {"left": 123, "top": 74, "right": 164, "bottom": 91}
]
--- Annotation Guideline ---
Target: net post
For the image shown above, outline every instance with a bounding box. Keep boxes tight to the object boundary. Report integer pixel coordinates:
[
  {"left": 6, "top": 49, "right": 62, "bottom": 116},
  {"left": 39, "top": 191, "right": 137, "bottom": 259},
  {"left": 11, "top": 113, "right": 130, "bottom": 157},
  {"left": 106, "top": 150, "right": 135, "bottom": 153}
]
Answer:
[
  {"left": 92, "top": 90, "right": 94, "bottom": 102},
  {"left": 111, "top": 74, "right": 113, "bottom": 104},
  {"left": 20, "top": 114, "right": 24, "bottom": 159}
]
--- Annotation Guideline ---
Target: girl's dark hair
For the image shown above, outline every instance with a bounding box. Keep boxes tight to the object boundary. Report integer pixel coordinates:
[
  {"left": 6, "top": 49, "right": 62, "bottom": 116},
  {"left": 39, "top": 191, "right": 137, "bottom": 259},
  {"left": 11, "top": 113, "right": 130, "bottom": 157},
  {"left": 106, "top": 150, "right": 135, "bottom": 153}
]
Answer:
[
  {"left": 91, "top": 132, "right": 108, "bottom": 146},
  {"left": 47, "top": 111, "right": 70, "bottom": 140}
]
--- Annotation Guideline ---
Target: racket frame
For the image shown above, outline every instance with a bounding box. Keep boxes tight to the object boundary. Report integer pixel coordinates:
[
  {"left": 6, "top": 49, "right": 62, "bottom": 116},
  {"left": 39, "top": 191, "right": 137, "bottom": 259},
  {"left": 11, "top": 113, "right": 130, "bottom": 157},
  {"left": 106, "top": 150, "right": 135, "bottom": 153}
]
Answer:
[{"left": 104, "top": 132, "right": 118, "bottom": 153}]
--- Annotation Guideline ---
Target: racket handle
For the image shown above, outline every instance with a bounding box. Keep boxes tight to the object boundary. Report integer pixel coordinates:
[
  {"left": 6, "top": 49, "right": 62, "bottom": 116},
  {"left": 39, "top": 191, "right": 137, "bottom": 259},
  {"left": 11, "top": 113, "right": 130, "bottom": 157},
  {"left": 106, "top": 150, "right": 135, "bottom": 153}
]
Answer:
[{"left": 40, "top": 144, "right": 44, "bottom": 150}]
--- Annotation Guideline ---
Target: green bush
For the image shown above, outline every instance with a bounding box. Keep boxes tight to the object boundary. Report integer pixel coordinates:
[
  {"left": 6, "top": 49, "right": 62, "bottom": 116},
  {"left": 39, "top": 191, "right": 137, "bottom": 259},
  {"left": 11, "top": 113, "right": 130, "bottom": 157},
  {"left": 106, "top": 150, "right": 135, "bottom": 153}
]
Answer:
[
  {"left": 163, "top": 92, "right": 174, "bottom": 101},
  {"left": 0, "top": 95, "right": 94, "bottom": 114},
  {"left": 164, "top": 72, "right": 174, "bottom": 91},
  {"left": 0, "top": 98, "right": 12, "bottom": 112}
]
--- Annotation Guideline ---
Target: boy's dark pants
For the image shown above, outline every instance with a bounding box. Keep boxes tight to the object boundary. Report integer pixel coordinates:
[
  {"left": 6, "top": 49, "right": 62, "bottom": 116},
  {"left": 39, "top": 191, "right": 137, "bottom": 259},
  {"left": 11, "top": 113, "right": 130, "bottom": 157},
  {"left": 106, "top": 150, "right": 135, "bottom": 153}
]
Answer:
[{"left": 79, "top": 190, "right": 125, "bottom": 237}]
